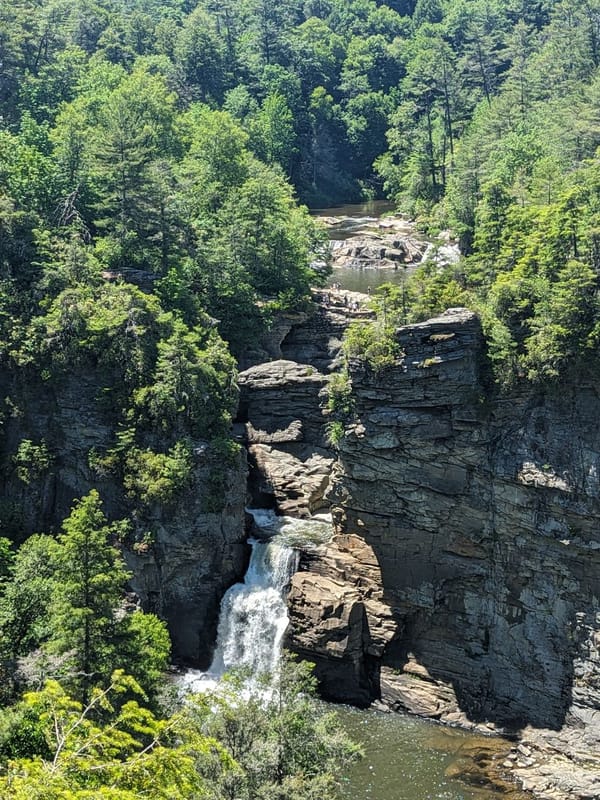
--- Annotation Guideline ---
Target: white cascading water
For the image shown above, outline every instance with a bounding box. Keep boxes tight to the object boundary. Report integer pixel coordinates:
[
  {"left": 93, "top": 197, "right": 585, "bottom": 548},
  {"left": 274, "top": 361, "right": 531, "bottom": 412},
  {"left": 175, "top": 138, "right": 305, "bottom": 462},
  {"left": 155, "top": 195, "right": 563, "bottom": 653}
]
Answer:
[
  {"left": 182, "top": 509, "right": 331, "bottom": 693},
  {"left": 208, "top": 534, "right": 299, "bottom": 678}
]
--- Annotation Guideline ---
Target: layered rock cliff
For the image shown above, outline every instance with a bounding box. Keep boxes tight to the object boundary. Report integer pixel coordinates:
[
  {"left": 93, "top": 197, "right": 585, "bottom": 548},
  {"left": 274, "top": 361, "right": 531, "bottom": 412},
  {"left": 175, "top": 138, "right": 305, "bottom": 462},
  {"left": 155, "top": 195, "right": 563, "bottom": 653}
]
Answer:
[
  {"left": 284, "top": 307, "right": 600, "bottom": 798},
  {"left": 238, "top": 291, "right": 371, "bottom": 517}
]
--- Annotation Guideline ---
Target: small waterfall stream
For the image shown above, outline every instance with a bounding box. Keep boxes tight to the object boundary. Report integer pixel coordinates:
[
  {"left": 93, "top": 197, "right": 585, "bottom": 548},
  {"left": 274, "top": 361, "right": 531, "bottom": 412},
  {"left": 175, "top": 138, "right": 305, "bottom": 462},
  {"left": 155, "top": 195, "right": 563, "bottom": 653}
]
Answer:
[{"left": 182, "top": 509, "right": 331, "bottom": 693}]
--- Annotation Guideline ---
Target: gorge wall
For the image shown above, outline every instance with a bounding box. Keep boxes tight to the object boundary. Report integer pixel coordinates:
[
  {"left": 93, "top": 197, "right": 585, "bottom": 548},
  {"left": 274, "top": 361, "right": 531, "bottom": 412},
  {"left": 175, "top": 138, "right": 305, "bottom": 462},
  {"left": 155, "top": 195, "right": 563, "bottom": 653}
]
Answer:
[
  {"left": 331, "top": 309, "right": 599, "bottom": 730},
  {"left": 249, "top": 304, "right": 600, "bottom": 798},
  {"left": 0, "top": 367, "right": 248, "bottom": 667}
]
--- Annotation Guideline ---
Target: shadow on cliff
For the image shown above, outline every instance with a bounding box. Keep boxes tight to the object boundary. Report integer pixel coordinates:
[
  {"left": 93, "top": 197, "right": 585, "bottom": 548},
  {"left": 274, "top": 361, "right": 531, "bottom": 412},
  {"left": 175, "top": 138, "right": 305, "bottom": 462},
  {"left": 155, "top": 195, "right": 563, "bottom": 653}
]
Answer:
[
  {"left": 364, "top": 521, "right": 589, "bottom": 736},
  {"left": 327, "top": 314, "right": 597, "bottom": 735}
]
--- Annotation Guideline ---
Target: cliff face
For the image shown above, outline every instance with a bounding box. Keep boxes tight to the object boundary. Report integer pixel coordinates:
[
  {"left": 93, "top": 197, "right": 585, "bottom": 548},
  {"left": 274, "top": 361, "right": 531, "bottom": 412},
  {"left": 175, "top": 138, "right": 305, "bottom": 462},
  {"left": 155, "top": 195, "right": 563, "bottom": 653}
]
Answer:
[
  {"left": 0, "top": 368, "right": 247, "bottom": 667},
  {"left": 238, "top": 292, "right": 372, "bottom": 516},
  {"left": 286, "top": 308, "right": 600, "bottom": 794}
]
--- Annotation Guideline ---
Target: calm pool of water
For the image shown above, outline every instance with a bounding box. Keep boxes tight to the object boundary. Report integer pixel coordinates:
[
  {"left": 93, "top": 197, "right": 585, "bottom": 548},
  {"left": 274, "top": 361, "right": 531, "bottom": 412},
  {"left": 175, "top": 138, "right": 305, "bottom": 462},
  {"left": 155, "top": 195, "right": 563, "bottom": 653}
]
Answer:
[
  {"left": 326, "top": 263, "right": 413, "bottom": 294},
  {"left": 337, "top": 706, "right": 524, "bottom": 800}
]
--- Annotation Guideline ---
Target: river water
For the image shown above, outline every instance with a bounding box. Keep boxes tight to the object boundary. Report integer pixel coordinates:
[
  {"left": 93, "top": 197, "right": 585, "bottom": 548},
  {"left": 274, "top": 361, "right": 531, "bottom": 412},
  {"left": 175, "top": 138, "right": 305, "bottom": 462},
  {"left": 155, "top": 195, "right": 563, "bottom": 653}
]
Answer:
[
  {"left": 339, "top": 706, "right": 523, "bottom": 800},
  {"left": 312, "top": 201, "right": 459, "bottom": 294}
]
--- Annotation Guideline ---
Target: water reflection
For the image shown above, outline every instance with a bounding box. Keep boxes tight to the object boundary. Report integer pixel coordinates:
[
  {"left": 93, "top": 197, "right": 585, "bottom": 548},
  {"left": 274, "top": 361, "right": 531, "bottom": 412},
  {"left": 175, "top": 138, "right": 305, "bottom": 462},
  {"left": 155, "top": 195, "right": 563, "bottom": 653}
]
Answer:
[
  {"left": 311, "top": 199, "right": 397, "bottom": 223},
  {"left": 326, "top": 264, "right": 413, "bottom": 295}
]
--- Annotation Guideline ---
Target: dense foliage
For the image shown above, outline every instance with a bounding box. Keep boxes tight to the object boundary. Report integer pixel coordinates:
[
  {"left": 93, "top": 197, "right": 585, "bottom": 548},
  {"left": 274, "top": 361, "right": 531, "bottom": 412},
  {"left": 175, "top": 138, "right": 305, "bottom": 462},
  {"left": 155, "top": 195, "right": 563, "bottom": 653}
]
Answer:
[
  {"left": 0, "top": 495, "right": 357, "bottom": 797},
  {"left": 0, "top": 492, "right": 170, "bottom": 707},
  {"left": 0, "top": 4, "right": 366, "bottom": 795},
  {"left": 5, "top": 0, "right": 600, "bottom": 384},
  {"left": 0, "top": 660, "right": 358, "bottom": 800}
]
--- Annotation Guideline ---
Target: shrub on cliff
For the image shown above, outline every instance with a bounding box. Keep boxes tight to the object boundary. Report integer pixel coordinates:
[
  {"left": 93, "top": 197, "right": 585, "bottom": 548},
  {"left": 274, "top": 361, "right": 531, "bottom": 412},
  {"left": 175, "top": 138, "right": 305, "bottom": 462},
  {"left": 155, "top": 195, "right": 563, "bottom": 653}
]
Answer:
[{"left": 343, "top": 318, "right": 401, "bottom": 372}]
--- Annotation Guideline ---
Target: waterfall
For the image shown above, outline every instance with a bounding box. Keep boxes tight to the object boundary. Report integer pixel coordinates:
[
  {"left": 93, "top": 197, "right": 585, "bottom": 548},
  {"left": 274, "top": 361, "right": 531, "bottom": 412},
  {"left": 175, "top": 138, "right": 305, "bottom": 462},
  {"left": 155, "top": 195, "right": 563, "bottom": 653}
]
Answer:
[
  {"left": 209, "top": 536, "right": 299, "bottom": 678},
  {"left": 182, "top": 510, "right": 330, "bottom": 693}
]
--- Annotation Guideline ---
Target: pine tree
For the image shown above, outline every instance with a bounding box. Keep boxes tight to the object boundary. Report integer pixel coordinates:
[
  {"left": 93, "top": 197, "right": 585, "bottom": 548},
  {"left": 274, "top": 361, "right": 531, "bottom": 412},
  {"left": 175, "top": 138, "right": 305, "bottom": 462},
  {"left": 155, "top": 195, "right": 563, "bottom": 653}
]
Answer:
[{"left": 46, "top": 490, "right": 130, "bottom": 703}]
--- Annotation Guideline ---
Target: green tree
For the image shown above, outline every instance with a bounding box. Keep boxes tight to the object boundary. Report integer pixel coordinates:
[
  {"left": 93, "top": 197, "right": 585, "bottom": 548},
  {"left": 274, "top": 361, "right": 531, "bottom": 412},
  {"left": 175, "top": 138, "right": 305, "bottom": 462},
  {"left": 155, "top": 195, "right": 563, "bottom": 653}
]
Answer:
[
  {"left": 457, "top": 0, "right": 508, "bottom": 107},
  {"left": 289, "top": 17, "right": 344, "bottom": 92},
  {"left": 524, "top": 259, "right": 600, "bottom": 381},
  {"left": 174, "top": 6, "right": 228, "bottom": 103},
  {"left": 248, "top": 93, "right": 297, "bottom": 173},
  {"left": 0, "top": 534, "right": 56, "bottom": 669},
  {"left": 179, "top": 106, "right": 250, "bottom": 215},
  {"left": 88, "top": 67, "right": 179, "bottom": 270},
  {"left": 45, "top": 491, "right": 131, "bottom": 702},
  {"left": 0, "top": 672, "right": 212, "bottom": 798},
  {"left": 182, "top": 657, "right": 361, "bottom": 800},
  {"left": 39, "top": 492, "right": 169, "bottom": 704}
]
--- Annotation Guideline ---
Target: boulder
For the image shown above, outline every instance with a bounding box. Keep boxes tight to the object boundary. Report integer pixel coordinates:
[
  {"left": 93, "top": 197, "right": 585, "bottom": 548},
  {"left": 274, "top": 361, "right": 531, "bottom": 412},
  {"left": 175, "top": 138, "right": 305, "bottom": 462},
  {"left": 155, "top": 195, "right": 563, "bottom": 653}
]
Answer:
[
  {"left": 330, "top": 232, "right": 427, "bottom": 271},
  {"left": 287, "top": 533, "right": 396, "bottom": 703}
]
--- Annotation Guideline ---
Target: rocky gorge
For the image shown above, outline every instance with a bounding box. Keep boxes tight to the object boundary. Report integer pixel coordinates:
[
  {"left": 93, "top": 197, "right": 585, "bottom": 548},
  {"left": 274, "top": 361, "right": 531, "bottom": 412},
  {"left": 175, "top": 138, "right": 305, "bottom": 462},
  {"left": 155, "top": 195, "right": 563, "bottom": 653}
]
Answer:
[
  {"left": 236, "top": 292, "right": 600, "bottom": 799},
  {"left": 3, "top": 207, "right": 599, "bottom": 797}
]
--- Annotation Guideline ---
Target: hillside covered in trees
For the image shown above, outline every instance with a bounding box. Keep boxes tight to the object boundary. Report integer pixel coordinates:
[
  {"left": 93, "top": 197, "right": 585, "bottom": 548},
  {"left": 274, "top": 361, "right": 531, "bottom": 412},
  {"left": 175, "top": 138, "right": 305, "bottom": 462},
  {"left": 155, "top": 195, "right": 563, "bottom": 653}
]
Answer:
[
  {"left": 2, "top": 0, "right": 600, "bottom": 795},
  {"left": 3, "top": 0, "right": 600, "bottom": 386}
]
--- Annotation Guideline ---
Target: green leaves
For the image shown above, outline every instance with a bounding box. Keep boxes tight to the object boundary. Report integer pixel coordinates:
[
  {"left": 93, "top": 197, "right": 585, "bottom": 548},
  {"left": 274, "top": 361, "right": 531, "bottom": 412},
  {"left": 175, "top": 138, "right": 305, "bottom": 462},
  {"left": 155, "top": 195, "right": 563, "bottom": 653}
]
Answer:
[
  {"left": 0, "top": 672, "right": 202, "bottom": 799},
  {"left": 47, "top": 491, "right": 133, "bottom": 701},
  {"left": 0, "top": 659, "right": 360, "bottom": 800},
  {"left": 0, "top": 493, "right": 170, "bottom": 705},
  {"left": 180, "top": 656, "right": 362, "bottom": 800},
  {"left": 123, "top": 442, "right": 192, "bottom": 506},
  {"left": 133, "top": 318, "right": 237, "bottom": 436}
]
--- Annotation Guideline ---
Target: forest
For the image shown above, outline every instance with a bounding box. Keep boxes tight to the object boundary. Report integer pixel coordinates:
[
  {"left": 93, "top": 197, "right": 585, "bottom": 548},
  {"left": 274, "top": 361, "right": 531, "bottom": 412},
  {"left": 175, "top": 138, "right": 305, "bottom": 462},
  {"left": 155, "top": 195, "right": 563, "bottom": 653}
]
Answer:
[{"left": 2, "top": 0, "right": 600, "bottom": 795}]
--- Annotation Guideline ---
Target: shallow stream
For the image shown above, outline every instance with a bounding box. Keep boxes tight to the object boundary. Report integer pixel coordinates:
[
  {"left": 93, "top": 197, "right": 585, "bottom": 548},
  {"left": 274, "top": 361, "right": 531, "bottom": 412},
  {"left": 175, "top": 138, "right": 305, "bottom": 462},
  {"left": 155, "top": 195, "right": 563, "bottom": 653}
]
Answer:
[{"left": 312, "top": 201, "right": 458, "bottom": 294}]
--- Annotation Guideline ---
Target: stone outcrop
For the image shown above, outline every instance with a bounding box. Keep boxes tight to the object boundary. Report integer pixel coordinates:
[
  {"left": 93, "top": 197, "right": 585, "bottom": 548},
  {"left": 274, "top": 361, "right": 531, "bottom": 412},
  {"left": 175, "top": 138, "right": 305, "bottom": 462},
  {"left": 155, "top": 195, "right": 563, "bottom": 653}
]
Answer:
[
  {"left": 125, "top": 448, "right": 247, "bottom": 666},
  {"left": 238, "top": 295, "right": 373, "bottom": 516},
  {"left": 0, "top": 370, "right": 247, "bottom": 667},
  {"left": 330, "top": 232, "right": 427, "bottom": 271},
  {"left": 321, "top": 213, "right": 427, "bottom": 269},
  {"left": 238, "top": 359, "right": 333, "bottom": 517},
  {"left": 238, "top": 310, "right": 310, "bottom": 371},
  {"left": 287, "top": 533, "right": 396, "bottom": 703},
  {"left": 286, "top": 307, "right": 600, "bottom": 798}
]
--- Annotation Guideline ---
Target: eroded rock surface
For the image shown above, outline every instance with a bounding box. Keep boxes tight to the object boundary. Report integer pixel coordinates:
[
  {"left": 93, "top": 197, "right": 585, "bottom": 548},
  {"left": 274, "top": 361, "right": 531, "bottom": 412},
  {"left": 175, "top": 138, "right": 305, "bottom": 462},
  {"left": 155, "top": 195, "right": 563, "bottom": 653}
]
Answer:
[
  {"left": 126, "top": 450, "right": 247, "bottom": 666},
  {"left": 0, "top": 371, "right": 247, "bottom": 667},
  {"left": 238, "top": 296, "right": 373, "bottom": 516},
  {"left": 331, "top": 234, "right": 427, "bottom": 271},
  {"left": 286, "top": 307, "right": 600, "bottom": 798},
  {"left": 238, "top": 359, "right": 333, "bottom": 517},
  {"left": 287, "top": 533, "right": 396, "bottom": 703},
  {"left": 321, "top": 214, "right": 428, "bottom": 271}
]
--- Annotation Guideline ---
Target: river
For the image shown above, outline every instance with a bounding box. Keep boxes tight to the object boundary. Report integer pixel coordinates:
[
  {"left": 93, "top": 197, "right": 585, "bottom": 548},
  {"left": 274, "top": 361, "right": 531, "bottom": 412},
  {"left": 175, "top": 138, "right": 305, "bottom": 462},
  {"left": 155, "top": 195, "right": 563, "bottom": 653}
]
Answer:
[
  {"left": 312, "top": 201, "right": 459, "bottom": 294},
  {"left": 338, "top": 706, "right": 526, "bottom": 800}
]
